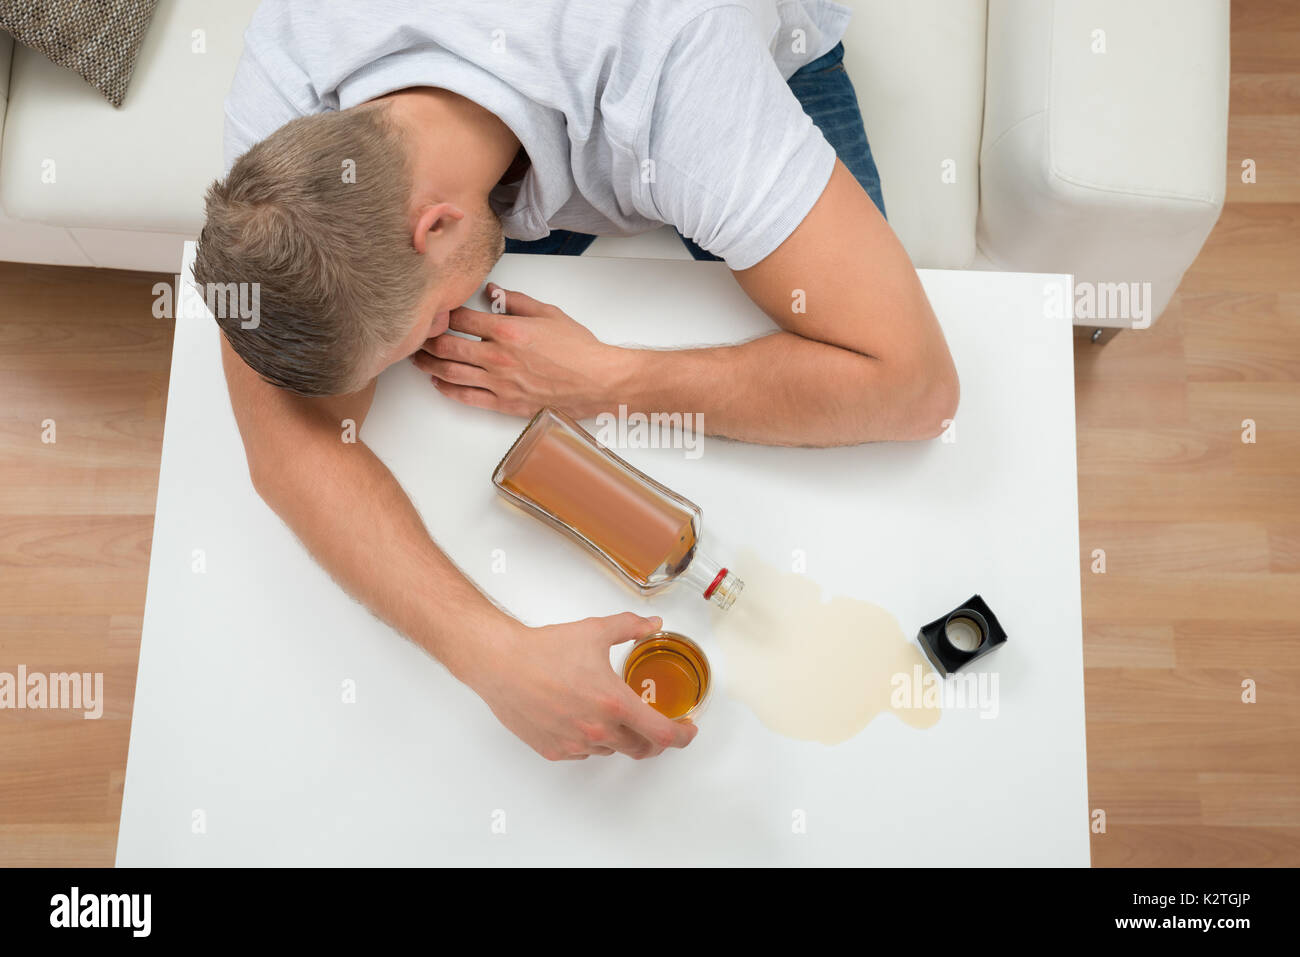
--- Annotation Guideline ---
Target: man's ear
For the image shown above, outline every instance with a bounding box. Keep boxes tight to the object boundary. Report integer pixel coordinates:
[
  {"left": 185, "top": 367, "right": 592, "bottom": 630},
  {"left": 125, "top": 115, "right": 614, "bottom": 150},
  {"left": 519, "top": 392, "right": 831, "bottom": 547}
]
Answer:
[{"left": 412, "top": 202, "right": 466, "bottom": 254}]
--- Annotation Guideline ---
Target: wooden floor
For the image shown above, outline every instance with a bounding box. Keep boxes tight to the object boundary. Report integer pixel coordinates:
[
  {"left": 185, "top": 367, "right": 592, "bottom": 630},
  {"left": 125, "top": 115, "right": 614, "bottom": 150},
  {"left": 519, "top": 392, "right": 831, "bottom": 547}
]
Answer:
[
  {"left": 1075, "top": 0, "right": 1300, "bottom": 866},
  {"left": 2, "top": 2, "right": 1298, "bottom": 867},
  {"left": 1, "top": 264, "right": 173, "bottom": 864}
]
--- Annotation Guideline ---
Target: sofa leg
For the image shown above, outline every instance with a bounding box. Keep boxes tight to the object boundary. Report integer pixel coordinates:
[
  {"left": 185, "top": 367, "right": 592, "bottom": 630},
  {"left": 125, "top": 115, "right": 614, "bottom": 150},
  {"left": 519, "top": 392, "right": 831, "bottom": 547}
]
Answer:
[{"left": 1081, "top": 327, "right": 1121, "bottom": 346}]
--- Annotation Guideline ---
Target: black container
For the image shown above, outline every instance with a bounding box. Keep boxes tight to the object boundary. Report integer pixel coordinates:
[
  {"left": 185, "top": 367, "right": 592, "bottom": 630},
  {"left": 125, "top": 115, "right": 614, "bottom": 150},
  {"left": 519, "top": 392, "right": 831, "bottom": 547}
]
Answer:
[{"left": 917, "top": 594, "right": 1007, "bottom": 676}]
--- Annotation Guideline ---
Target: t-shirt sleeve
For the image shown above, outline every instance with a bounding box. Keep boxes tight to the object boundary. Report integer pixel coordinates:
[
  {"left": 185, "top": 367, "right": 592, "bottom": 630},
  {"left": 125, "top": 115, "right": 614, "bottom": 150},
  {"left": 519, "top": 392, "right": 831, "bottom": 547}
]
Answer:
[
  {"left": 221, "top": 33, "right": 315, "bottom": 176},
  {"left": 222, "top": 109, "right": 258, "bottom": 177},
  {"left": 635, "top": 5, "right": 838, "bottom": 270}
]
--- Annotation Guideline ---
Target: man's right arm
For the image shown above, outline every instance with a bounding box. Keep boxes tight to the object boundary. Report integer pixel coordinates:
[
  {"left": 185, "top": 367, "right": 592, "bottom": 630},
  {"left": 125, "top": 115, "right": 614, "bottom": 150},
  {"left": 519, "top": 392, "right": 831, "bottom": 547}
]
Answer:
[
  {"left": 221, "top": 335, "right": 500, "bottom": 676},
  {"left": 218, "top": 335, "right": 695, "bottom": 761}
]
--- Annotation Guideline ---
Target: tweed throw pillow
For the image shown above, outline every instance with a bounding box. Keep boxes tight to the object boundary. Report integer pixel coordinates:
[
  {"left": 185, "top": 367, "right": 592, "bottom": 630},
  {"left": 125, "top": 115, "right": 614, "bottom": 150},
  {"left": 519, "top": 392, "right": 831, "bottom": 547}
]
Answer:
[{"left": 0, "top": 0, "right": 159, "bottom": 107}]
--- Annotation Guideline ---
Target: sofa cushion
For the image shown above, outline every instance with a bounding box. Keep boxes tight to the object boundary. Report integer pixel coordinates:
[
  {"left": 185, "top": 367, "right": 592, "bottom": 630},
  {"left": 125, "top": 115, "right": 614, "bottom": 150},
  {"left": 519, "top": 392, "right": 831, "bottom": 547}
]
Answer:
[
  {"left": 0, "top": 0, "right": 159, "bottom": 107},
  {"left": 0, "top": 0, "right": 259, "bottom": 233}
]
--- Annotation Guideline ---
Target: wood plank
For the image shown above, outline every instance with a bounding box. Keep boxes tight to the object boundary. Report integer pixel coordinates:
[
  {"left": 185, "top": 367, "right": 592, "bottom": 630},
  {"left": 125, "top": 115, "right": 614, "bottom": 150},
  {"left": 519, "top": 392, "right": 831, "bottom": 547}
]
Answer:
[
  {"left": 1093, "top": 825, "right": 1300, "bottom": 867},
  {"left": 1174, "top": 620, "right": 1300, "bottom": 667},
  {"left": 1085, "top": 720, "right": 1300, "bottom": 774},
  {"left": 1082, "top": 621, "right": 1177, "bottom": 669},
  {"left": 1078, "top": 522, "right": 1270, "bottom": 576},
  {"left": 1177, "top": 204, "right": 1300, "bottom": 293},
  {"left": 1086, "top": 770, "right": 1202, "bottom": 824},
  {"left": 1078, "top": 473, "right": 1300, "bottom": 522},
  {"left": 1226, "top": 114, "right": 1300, "bottom": 202},
  {"left": 1082, "top": 576, "right": 1300, "bottom": 619},
  {"left": 1197, "top": 773, "right": 1300, "bottom": 825}
]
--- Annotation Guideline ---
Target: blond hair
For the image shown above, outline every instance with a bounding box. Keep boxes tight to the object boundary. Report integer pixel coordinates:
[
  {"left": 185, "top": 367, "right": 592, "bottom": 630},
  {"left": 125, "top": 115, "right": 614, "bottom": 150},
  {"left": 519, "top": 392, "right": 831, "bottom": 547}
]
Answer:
[{"left": 194, "top": 102, "right": 427, "bottom": 396}]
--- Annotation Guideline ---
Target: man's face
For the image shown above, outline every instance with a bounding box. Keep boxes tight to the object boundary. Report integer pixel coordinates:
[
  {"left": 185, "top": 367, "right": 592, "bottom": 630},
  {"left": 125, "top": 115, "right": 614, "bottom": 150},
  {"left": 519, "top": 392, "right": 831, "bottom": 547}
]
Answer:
[{"left": 367, "top": 199, "right": 506, "bottom": 382}]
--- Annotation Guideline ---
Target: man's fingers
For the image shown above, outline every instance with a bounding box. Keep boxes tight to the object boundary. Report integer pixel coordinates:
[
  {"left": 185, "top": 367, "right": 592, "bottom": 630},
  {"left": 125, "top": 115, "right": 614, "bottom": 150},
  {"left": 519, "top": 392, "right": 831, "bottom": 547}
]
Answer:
[
  {"left": 621, "top": 684, "right": 699, "bottom": 752},
  {"left": 610, "top": 723, "right": 661, "bottom": 760},
  {"left": 486, "top": 281, "right": 556, "bottom": 317},
  {"left": 432, "top": 379, "right": 499, "bottom": 410},
  {"left": 600, "top": 612, "right": 662, "bottom": 646},
  {"left": 601, "top": 612, "right": 689, "bottom": 757},
  {"left": 448, "top": 306, "right": 499, "bottom": 338},
  {"left": 421, "top": 332, "right": 489, "bottom": 367},
  {"left": 410, "top": 353, "right": 489, "bottom": 388}
]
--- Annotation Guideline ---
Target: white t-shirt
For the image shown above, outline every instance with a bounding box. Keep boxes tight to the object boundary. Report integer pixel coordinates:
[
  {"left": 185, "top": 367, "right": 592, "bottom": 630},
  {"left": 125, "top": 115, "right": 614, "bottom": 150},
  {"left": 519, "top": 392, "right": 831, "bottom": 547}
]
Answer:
[{"left": 223, "top": 0, "right": 852, "bottom": 269}]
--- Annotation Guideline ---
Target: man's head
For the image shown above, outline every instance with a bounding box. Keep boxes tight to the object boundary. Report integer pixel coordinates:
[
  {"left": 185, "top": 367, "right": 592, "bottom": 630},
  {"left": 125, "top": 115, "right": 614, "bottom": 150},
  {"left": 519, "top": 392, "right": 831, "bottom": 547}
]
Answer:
[{"left": 194, "top": 98, "right": 505, "bottom": 397}]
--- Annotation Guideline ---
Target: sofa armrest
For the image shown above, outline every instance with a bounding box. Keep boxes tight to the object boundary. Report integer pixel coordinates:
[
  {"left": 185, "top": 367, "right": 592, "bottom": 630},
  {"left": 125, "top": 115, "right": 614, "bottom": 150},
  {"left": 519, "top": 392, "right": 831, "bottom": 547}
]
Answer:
[{"left": 978, "top": 0, "right": 1230, "bottom": 326}]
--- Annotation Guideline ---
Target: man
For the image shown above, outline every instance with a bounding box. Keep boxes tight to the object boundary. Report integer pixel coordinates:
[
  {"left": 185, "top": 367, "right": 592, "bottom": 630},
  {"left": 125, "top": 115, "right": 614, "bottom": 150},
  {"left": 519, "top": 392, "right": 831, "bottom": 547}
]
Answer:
[{"left": 195, "top": 0, "right": 959, "bottom": 763}]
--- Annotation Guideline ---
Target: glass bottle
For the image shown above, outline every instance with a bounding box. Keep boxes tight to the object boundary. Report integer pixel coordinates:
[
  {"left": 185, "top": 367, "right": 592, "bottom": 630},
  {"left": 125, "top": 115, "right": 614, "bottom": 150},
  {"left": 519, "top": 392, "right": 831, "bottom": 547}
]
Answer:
[{"left": 491, "top": 407, "right": 743, "bottom": 609}]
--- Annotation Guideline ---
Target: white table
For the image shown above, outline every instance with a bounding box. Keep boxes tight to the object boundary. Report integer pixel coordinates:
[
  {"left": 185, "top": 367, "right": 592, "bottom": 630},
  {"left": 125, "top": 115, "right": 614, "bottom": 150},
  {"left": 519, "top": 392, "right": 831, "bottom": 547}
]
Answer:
[{"left": 117, "top": 245, "right": 1087, "bottom": 866}]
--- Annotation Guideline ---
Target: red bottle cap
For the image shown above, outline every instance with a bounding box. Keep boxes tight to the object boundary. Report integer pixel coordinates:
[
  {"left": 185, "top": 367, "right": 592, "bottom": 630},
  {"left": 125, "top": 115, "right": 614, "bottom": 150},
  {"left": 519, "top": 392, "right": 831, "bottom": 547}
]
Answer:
[{"left": 703, "top": 568, "right": 729, "bottom": 600}]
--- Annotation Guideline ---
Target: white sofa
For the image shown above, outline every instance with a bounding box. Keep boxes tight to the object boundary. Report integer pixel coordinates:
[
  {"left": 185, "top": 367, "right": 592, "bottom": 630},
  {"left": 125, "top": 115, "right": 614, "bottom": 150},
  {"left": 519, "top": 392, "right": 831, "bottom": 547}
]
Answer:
[{"left": 0, "top": 0, "right": 1229, "bottom": 328}]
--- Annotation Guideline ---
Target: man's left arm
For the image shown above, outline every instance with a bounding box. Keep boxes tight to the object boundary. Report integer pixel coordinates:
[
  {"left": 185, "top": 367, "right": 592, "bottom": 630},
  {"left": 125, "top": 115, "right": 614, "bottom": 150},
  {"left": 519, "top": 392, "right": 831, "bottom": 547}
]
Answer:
[
  {"left": 417, "top": 159, "right": 958, "bottom": 447},
  {"left": 611, "top": 158, "right": 958, "bottom": 446}
]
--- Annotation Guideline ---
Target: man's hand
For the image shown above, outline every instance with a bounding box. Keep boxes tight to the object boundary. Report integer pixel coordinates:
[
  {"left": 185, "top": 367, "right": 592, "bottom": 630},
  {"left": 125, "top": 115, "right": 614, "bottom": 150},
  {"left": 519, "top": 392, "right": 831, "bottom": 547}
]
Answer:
[
  {"left": 457, "top": 612, "right": 699, "bottom": 761},
  {"left": 410, "top": 282, "right": 626, "bottom": 419}
]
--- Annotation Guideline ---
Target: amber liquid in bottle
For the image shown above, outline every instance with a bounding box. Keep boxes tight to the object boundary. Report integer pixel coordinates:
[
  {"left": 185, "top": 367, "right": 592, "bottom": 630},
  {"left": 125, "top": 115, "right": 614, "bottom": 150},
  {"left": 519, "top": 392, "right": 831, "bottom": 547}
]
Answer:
[
  {"left": 492, "top": 408, "right": 742, "bottom": 606},
  {"left": 499, "top": 420, "right": 697, "bottom": 583}
]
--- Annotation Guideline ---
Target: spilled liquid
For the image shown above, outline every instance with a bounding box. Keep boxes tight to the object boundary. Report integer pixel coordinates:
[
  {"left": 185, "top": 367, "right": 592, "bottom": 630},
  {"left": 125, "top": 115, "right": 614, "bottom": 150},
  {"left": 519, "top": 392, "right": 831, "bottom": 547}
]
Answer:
[{"left": 711, "top": 549, "right": 941, "bottom": 744}]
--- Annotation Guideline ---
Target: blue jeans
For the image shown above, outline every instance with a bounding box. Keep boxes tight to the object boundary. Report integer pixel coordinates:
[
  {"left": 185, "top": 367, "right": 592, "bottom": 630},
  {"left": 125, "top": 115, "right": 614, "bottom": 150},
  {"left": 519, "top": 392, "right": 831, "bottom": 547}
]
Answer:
[{"left": 504, "top": 41, "right": 885, "bottom": 260}]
